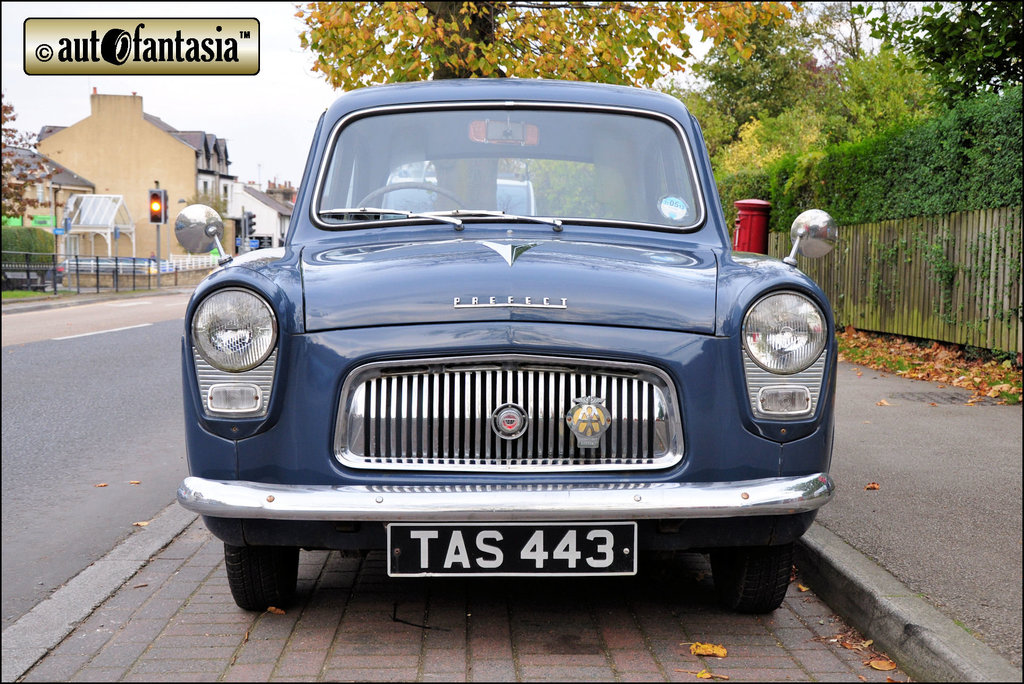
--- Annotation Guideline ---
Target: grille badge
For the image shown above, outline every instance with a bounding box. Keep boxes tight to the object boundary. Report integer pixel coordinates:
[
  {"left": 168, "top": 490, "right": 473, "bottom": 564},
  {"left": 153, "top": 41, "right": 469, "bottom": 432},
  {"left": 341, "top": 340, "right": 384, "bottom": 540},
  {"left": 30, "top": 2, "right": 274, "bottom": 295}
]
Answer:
[
  {"left": 566, "top": 397, "right": 611, "bottom": 449},
  {"left": 491, "top": 403, "right": 529, "bottom": 440}
]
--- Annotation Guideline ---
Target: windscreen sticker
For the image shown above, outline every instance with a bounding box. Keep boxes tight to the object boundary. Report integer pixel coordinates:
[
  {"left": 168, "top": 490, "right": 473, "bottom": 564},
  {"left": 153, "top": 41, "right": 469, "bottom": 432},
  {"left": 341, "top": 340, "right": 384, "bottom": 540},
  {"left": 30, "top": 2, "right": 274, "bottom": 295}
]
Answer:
[{"left": 658, "top": 196, "right": 691, "bottom": 222}]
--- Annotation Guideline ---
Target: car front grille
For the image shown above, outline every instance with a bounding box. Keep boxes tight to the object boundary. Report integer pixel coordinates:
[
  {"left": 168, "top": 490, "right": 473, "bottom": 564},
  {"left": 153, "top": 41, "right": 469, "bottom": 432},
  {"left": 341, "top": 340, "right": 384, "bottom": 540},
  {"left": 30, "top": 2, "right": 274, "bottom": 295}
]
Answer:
[{"left": 334, "top": 355, "right": 683, "bottom": 472}]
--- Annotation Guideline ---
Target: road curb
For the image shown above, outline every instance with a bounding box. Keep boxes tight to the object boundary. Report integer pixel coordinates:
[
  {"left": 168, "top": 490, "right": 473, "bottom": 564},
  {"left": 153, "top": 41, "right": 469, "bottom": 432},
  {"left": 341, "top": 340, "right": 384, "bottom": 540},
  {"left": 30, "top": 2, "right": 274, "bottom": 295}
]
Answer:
[
  {"left": 0, "top": 503, "right": 197, "bottom": 683},
  {"left": 1, "top": 287, "right": 195, "bottom": 315},
  {"left": 795, "top": 522, "right": 1023, "bottom": 682}
]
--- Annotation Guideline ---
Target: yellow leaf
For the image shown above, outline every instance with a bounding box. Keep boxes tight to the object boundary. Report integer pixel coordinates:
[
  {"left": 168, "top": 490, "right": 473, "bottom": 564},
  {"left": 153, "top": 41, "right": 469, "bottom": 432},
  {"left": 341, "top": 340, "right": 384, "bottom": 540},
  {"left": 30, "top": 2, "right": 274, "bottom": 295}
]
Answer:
[
  {"left": 129, "top": 480, "right": 141, "bottom": 485},
  {"left": 267, "top": 606, "right": 286, "bottom": 615},
  {"left": 797, "top": 584, "right": 810, "bottom": 592},
  {"left": 132, "top": 521, "right": 149, "bottom": 527},
  {"left": 690, "top": 642, "right": 728, "bottom": 658},
  {"left": 868, "top": 658, "right": 897, "bottom": 671},
  {"left": 95, "top": 483, "right": 108, "bottom": 487},
  {"left": 876, "top": 399, "right": 891, "bottom": 406}
]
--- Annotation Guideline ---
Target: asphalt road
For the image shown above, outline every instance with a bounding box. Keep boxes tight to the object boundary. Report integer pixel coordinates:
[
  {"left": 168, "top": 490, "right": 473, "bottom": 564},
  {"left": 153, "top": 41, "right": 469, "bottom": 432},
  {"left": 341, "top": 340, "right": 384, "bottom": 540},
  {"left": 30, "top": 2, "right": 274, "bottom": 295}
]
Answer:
[
  {"left": 821, "top": 362, "right": 1023, "bottom": 668},
  {"left": 1, "top": 296, "right": 190, "bottom": 630}
]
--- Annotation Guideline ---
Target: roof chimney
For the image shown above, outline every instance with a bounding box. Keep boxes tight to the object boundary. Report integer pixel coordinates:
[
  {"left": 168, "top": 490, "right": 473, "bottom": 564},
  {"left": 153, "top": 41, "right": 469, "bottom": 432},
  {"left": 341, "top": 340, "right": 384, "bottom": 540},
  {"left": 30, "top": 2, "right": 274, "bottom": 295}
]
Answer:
[{"left": 92, "top": 87, "right": 97, "bottom": 94}]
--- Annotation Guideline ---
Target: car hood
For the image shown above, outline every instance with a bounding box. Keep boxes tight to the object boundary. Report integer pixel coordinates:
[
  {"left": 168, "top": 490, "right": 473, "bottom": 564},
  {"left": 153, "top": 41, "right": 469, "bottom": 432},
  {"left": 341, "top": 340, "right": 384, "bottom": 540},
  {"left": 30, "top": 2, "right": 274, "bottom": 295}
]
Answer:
[{"left": 301, "top": 238, "right": 718, "bottom": 333}]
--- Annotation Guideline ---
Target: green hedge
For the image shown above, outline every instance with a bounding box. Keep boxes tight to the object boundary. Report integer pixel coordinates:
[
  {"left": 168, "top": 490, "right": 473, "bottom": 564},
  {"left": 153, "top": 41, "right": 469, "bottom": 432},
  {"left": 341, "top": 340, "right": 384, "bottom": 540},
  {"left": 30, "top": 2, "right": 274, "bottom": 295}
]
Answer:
[
  {"left": 716, "top": 86, "right": 1023, "bottom": 231},
  {"left": 1, "top": 227, "right": 56, "bottom": 261}
]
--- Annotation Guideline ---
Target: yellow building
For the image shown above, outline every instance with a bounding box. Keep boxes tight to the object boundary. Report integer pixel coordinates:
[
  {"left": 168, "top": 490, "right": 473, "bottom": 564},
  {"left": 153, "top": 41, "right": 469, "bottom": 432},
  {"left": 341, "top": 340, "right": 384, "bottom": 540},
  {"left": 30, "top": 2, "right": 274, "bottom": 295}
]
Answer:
[
  {"left": 37, "top": 90, "right": 236, "bottom": 259},
  {"left": 4, "top": 147, "right": 95, "bottom": 243}
]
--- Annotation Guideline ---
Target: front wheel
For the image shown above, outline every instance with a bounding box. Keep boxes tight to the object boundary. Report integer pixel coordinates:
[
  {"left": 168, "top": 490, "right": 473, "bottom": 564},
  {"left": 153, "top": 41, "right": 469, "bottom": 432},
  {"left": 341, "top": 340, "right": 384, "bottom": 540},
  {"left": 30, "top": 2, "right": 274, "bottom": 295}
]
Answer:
[
  {"left": 224, "top": 544, "right": 299, "bottom": 611},
  {"left": 710, "top": 543, "right": 793, "bottom": 613}
]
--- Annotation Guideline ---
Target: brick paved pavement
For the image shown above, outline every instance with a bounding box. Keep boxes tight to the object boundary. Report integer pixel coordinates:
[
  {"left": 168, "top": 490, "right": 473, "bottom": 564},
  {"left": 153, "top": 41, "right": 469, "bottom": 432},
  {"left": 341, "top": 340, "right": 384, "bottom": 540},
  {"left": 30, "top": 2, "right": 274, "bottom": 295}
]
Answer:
[{"left": 20, "top": 518, "right": 910, "bottom": 682}]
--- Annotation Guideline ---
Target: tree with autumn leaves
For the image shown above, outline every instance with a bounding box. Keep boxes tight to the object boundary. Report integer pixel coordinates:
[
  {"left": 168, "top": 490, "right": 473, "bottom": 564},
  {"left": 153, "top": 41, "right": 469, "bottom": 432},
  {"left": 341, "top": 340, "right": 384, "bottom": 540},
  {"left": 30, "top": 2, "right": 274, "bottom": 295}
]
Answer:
[
  {"left": 2, "top": 94, "right": 49, "bottom": 220},
  {"left": 297, "top": 1, "right": 797, "bottom": 90}
]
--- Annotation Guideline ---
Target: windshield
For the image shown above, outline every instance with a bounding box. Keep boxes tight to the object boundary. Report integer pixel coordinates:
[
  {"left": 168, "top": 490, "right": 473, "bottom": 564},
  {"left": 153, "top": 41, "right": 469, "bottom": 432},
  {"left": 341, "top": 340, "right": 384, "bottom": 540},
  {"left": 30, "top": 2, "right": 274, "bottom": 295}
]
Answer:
[{"left": 315, "top": 106, "right": 704, "bottom": 230}]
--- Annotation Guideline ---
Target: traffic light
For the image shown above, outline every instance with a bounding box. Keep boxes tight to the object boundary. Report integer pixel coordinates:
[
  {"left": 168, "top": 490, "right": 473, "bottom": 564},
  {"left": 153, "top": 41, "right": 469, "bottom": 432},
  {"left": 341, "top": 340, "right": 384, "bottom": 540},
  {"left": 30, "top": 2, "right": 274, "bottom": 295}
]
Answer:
[
  {"left": 244, "top": 211, "right": 256, "bottom": 237},
  {"left": 148, "top": 189, "right": 167, "bottom": 224}
]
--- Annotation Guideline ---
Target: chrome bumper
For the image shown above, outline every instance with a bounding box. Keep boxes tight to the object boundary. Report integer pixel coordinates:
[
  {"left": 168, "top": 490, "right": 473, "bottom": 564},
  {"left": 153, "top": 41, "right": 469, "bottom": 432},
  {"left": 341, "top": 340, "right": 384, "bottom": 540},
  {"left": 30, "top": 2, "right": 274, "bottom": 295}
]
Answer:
[{"left": 177, "top": 473, "right": 834, "bottom": 522}]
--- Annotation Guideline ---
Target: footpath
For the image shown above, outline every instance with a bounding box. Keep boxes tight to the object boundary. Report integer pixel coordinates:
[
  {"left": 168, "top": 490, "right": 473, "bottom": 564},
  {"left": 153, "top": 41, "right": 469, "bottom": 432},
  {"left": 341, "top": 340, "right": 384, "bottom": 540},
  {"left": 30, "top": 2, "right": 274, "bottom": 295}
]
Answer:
[{"left": 2, "top": 291, "right": 1021, "bottom": 682}]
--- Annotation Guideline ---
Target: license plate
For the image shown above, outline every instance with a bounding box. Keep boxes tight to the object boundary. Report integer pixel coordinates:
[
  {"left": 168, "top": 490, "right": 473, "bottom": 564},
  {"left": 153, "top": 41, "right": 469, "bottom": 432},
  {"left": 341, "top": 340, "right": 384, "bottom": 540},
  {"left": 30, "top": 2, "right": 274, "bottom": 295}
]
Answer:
[{"left": 386, "top": 522, "right": 637, "bottom": 577}]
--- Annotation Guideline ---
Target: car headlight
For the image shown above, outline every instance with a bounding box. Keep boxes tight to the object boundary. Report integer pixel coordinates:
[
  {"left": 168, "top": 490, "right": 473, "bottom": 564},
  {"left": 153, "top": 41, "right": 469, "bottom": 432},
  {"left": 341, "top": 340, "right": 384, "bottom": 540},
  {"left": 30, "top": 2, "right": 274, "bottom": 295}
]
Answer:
[
  {"left": 742, "top": 292, "right": 826, "bottom": 374},
  {"left": 192, "top": 288, "right": 277, "bottom": 372}
]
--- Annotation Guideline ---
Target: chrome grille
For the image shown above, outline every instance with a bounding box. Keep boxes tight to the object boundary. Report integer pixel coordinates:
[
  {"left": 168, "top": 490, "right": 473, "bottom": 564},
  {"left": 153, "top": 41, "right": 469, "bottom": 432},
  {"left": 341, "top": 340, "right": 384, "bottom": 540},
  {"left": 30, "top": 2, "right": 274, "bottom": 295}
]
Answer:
[
  {"left": 334, "top": 355, "right": 683, "bottom": 472},
  {"left": 742, "top": 350, "right": 826, "bottom": 419},
  {"left": 194, "top": 347, "right": 277, "bottom": 417}
]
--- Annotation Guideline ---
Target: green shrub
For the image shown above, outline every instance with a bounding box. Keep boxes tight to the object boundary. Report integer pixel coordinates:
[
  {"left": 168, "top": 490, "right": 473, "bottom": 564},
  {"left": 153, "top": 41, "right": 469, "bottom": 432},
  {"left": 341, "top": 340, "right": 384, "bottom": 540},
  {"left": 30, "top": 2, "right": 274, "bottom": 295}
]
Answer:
[
  {"left": 715, "top": 86, "right": 1023, "bottom": 230},
  {"left": 1, "top": 227, "right": 56, "bottom": 261}
]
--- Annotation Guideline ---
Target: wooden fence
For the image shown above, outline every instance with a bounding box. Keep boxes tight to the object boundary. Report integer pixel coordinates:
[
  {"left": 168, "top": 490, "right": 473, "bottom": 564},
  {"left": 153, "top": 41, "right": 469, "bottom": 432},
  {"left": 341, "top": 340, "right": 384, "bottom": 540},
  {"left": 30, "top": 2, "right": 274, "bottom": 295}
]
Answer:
[{"left": 768, "top": 206, "right": 1022, "bottom": 354}]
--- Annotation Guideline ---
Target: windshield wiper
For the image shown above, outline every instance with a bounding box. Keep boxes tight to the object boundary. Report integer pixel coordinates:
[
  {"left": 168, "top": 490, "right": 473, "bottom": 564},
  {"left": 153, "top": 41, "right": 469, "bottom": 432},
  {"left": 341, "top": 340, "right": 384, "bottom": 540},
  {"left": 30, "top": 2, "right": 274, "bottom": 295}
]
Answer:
[
  {"left": 319, "top": 207, "right": 463, "bottom": 227},
  {"left": 319, "top": 207, "right": 565, "bottom": 231},
  {"left": 431, "top": 210, "right": 564, "bottom": 232}
]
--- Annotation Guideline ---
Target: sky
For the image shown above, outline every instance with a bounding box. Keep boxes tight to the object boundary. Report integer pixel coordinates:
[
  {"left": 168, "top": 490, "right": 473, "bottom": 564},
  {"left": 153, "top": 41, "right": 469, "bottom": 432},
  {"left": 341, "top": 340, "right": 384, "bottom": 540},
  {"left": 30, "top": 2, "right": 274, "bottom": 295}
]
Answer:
[{"left": 1, "top": 1, "right": 340, "bottom": 188}]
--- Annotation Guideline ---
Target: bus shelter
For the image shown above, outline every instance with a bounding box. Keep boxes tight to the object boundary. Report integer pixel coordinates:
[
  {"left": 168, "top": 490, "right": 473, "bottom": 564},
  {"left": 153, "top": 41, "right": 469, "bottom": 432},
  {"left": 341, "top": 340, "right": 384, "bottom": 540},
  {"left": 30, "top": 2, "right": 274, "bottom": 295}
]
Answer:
[{"left": 64, "top": 194, "right": 135, "bottom": 257}]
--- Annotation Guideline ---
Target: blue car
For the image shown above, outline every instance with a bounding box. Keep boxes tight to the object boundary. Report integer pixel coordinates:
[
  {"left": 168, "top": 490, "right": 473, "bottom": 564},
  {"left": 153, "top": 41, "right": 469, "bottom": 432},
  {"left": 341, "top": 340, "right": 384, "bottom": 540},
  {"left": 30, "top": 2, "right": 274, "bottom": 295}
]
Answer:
[{"left": 173, "top": 79, "right": 839, "bottom": 613}]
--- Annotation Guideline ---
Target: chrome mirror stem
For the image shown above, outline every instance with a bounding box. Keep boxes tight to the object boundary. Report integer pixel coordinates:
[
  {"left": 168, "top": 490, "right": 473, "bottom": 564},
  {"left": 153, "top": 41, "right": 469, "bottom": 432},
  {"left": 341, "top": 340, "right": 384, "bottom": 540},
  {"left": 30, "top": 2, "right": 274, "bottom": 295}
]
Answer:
[{"left": 783, "top": 228, "right": 806, "bottom": 266}]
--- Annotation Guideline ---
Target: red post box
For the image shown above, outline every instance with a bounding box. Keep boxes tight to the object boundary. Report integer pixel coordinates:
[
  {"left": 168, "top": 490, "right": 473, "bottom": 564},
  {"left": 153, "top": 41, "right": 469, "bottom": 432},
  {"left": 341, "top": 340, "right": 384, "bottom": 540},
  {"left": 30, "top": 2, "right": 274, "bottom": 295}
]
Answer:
[{"left": 732, "top": 199, "right": 771, "bottom": 254}]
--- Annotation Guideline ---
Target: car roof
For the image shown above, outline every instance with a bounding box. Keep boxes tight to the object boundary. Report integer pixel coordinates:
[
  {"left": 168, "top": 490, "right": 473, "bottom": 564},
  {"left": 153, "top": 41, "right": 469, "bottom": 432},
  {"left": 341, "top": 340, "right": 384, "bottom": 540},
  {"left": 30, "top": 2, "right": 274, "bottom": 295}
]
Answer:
[{"left": 322, "top": 78, "right": 693, "bottom": 123}]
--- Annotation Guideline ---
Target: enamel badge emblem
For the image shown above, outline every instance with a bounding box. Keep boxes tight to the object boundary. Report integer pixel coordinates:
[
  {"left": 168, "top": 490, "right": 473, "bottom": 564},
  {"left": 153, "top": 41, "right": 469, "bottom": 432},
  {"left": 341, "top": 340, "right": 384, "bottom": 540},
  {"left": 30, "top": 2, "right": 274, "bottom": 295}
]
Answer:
[{"left": 565, "top": 397, "right": 611, "bottom": 449}]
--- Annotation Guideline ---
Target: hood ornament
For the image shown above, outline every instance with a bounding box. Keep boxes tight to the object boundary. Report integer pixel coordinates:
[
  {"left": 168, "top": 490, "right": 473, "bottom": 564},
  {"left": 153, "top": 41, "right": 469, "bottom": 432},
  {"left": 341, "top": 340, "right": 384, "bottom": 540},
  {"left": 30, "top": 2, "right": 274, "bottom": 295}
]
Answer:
[
  {"left": 480, "top": 241, "right": 538, "bottom": 266},
  {"left": 566, "top": 397, "right": 611, "bottom": 449}
]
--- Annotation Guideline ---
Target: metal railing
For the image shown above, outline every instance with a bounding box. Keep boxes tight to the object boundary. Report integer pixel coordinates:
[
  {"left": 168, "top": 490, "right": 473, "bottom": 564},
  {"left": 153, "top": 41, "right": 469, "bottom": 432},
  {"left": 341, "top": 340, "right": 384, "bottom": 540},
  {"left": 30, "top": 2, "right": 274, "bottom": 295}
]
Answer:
[
  {"left": 1, "top": 252, "right": 60, "bottom": 294},
  {"left": 2, "top": 251, "right": 220, "bottom": 295}
]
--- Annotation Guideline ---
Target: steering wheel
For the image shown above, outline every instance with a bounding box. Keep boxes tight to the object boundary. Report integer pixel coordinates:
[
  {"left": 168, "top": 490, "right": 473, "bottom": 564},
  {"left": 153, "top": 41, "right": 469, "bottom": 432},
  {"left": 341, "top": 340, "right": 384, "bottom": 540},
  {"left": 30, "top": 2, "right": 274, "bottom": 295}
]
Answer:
[{"left": 356, "top": 181, "right": 466, "bottom": 209}]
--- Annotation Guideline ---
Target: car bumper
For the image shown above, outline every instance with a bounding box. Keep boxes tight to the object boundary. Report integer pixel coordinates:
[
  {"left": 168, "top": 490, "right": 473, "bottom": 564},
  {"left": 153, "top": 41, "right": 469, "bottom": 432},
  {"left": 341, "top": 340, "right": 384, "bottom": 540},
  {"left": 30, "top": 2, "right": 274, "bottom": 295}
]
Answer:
[{"left": 178, "top": 472, "right": 834, "bottom": 522}]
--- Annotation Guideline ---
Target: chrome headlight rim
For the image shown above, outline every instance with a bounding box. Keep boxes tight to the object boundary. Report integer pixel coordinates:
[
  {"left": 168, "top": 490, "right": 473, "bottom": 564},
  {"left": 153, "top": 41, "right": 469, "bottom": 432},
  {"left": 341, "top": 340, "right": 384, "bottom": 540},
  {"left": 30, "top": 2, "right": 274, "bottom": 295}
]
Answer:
[
  {"left": 191, "top": 287, "right": 278, "bottom": 373},
  {"left": 742, "top": 290, "right": 827, "bottom": 376}
]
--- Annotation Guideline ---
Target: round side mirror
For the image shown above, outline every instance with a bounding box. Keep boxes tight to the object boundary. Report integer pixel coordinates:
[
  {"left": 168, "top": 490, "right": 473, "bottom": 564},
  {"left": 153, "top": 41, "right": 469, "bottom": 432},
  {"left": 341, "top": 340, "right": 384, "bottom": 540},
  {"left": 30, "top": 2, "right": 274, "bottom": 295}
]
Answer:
[
  {"left": 790, "top": 209, "right": 838, "bottom": 259},
  {"left": 175, "top": 204, "right": 223, "bottom": 254}
]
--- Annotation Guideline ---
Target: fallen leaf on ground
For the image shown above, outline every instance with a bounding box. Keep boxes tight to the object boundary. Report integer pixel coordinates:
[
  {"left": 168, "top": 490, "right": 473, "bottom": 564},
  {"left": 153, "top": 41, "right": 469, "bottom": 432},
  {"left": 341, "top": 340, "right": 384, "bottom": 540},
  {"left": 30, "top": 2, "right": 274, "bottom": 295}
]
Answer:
[
  {"left": 132, "top": 521, "right": 149, "bottom": 527},
  {"left": 797, "top": 584, "right": 810, "bottom": 592},
  {"left": 876, "top": 399, "right": 891, "bottom": 406},
  {"left": 867, "top": 658, "right": 897, "bottom": 671},
  {"left": 675, "top": 670, "right": 729, "bottom": 680},
  {"left": 129, "top": 480, "right": 141, "bottom": 485},
  {"left": 266, "top": 606, "right": 286, "bottom": 615},
  {"left": 690, "top": 642, "right": 728, "bottom": 658},
  {"left": 840, "top": 638, "right": 874, "bottom": 650},
  {"left": 94, "top": 483, "right": 108, "bottom": 487},
  {"left": 865, "top": 482, "right": 880, "bottom": 490},
  {"left": 837, "top": 328, "right": 1021, "bottom": 405}
]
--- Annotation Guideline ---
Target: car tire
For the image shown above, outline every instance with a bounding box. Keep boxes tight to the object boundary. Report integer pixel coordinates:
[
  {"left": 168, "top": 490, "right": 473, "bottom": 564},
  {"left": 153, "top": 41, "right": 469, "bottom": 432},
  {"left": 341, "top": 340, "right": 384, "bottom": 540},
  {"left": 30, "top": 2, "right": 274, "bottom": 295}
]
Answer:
[
  {"left": 224, "top": 544, "right": 299, "bottom": 611},
  {"left": 710, "top": 543, "right": 793, "bottom": 613}
]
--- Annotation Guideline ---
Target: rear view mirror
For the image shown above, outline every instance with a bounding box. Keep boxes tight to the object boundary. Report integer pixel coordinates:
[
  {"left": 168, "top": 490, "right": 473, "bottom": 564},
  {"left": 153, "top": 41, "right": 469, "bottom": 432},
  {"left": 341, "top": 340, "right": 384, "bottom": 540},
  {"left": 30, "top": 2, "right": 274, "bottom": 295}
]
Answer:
[
  {"left": 469, "top": 119, "right": 539, "bottom": 145},
  {"left": 784, "top": 210, "right": 838, "bottom": 265},
  {"left": 175, "top": 204, "right": 230, "bottom": 263}
]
